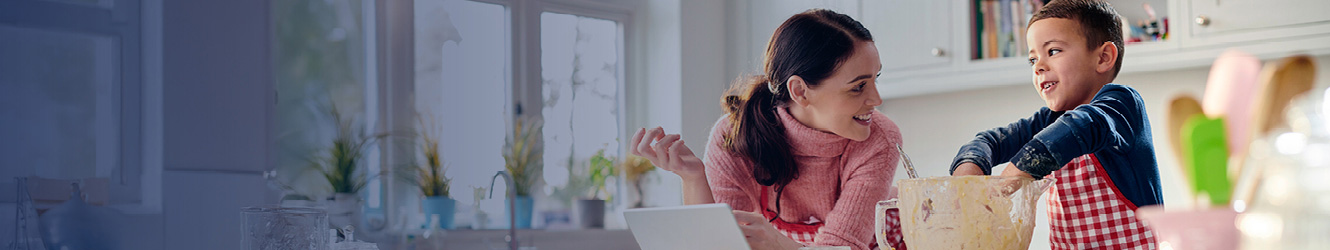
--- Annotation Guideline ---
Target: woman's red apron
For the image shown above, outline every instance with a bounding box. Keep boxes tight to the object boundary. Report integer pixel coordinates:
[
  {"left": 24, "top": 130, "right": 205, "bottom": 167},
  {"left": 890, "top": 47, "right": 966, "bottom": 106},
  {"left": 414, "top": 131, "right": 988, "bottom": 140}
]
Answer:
[
  {"left": 760, "top": 186, "right": 822, "bottom": 245},
  {"left": 759, "top": 186, "right": 886, "bottom": 249}
]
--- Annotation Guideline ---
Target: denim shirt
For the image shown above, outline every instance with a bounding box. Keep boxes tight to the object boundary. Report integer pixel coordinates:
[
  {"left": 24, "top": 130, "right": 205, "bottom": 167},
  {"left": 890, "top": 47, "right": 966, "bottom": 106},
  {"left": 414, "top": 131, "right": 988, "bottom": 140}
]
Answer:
[{"left": 950, "top": 83, "right": 1163, "bottom": 207}]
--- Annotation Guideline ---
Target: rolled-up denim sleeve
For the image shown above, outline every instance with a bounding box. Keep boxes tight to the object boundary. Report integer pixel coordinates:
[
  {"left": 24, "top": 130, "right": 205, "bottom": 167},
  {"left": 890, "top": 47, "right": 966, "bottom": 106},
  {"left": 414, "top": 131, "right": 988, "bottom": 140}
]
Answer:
[
  {"left": 1012, "top": 86, "right": 1142, "bottom": 178},
  {"left": 951, "top": 108, "right": 1062, "bottom": 175}
]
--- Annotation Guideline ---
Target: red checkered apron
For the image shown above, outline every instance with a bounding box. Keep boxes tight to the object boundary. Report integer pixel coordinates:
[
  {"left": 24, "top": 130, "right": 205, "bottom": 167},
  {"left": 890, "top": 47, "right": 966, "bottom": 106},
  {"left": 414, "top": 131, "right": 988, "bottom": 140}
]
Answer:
[
  {"left": 1045, "top": 154, "right": 1156, "bottom": 250},
  {"left": 880, "top": 207, "right": 905, "bottom": 250},
  {"left": 760, "top": 186, "right": 821, "bottom": 245},
  {"left": 759, "top": 186, "right": 887, "bottom": 250}
]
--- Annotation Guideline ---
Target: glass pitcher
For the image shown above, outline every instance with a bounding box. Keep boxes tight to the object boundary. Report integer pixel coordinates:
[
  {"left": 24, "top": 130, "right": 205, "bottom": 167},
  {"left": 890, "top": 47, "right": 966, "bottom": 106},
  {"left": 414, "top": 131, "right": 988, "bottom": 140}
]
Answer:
[
  {"left": 241, "top": 206, "right": 330, "bottom": 250},
  {"left": 875, "top": 199, "right": 904, "bottom": 250}
]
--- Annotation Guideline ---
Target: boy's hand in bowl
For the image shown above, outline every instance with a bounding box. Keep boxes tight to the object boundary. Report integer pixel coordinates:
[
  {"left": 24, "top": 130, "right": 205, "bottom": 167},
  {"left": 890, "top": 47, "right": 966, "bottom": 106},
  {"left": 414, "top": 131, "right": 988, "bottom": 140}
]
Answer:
[
  {"left": 992, "top": 164, "right": 1036, "bottom": 197},
  {"left": 952, "top": 162, "right": 986, "bottom": 176}
]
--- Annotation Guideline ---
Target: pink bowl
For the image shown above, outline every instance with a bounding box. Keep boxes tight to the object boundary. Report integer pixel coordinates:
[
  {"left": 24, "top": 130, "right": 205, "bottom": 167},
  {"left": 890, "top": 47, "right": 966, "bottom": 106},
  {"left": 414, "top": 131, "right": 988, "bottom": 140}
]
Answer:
[{"left": 1136, "top": 206, "right": 1239, "bottom": 250}]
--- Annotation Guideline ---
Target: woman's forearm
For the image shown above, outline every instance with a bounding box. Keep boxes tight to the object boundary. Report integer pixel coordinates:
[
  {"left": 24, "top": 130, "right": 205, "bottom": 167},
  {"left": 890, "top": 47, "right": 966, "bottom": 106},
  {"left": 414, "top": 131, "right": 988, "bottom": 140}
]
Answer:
[{"left": 680, "top": 175, "right": 716, "bottom": 205}]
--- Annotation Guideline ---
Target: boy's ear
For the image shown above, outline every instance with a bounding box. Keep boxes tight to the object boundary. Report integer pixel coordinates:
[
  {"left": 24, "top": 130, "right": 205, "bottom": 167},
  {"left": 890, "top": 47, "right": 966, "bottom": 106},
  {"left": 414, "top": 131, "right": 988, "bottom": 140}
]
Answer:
[
  {"left": 787, "top": 75, "right": 809, "bottom": 106},
  {"left": 1095, "top": 41, "right": 1118, "bottom": 74}
]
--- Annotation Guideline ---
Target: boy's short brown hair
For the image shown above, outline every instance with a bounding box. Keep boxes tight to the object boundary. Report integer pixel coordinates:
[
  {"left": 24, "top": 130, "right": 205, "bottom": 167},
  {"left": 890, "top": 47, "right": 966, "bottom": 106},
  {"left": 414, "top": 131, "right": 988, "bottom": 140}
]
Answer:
[{"left": 1030, "top": 0, "right": 1124, "bottom": 79}]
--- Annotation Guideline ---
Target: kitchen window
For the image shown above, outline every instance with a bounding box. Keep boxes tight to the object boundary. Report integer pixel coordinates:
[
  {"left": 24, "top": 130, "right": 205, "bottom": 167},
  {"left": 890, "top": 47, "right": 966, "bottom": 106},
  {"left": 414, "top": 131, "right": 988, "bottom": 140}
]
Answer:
[
  {"left": 274, "top": 0, "right": 632, "bottom": 230},
  {"left": 412, "top": 0, "right": 631, "bottom": 228},
  {"left": 0, "top": 0, "right": 159, "bottom": 213}
]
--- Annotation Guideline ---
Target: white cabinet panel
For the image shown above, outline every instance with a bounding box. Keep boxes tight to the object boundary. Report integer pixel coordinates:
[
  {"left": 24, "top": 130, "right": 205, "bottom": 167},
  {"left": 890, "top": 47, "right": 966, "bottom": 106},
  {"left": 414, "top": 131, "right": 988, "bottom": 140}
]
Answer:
[
  {"left": 861, "top": 0, "right": 952, "bottom": 71},
  {"left": 746, "top": 0, "right": 862, "bottom": 67},
  {"left": 1189, "top": 0, "right": 1330, "bottom": 36}
]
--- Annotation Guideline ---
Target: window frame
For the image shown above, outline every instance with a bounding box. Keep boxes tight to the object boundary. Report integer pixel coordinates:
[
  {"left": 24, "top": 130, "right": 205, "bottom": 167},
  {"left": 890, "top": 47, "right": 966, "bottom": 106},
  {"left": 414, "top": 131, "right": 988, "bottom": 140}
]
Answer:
[
  {"left": 0, "top": 0, "right": 161, "bottom": 214},
  {"left": 371, "top": 0, "right": 635, "bottom": 228},
  {"left": 489, "top": 0, "right": 634, "bottom": 209}
]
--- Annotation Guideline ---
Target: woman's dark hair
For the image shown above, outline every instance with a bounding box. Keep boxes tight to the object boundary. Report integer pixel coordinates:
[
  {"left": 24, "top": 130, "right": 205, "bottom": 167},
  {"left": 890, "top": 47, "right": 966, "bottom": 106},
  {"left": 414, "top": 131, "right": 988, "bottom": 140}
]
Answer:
[{"left": 720, "top": 9, "right": 872, "bottom": 220}]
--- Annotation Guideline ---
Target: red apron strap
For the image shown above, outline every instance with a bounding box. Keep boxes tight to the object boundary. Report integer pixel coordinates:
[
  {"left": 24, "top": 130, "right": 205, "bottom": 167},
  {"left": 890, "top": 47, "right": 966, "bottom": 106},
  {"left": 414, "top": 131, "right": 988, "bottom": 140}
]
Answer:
[{"left": 759, "top": 186, "right": 821, "bottom": 233}]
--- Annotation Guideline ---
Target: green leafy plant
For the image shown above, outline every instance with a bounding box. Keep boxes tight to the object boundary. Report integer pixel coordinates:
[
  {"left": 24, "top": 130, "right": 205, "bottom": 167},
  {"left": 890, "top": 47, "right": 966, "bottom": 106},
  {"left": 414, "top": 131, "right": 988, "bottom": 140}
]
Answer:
[
  {"left": 503, "top": 118, "right": 543, "bottom": 197},
  {"left": 412, "top": 125, "right": 450, "bottom": 197},
  {"left": 312, "top": 106, "right": 387, "bottom": 195},
  {"left": 587, "top": 149, "right": 617, "bottom": 200}
]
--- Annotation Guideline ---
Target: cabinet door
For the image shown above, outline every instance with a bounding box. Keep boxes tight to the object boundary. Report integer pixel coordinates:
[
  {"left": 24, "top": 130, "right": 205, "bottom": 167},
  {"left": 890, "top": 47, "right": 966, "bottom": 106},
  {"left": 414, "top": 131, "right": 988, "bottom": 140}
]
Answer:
[
  {"left": 746, "top": 0, "right": 862, "bottom": 66},
  {"left": 1190, "top": 0, "right": 1330, "bottom": 36},
  {"left": 861, "top": 0, "right": 952, "bottom": 71}
]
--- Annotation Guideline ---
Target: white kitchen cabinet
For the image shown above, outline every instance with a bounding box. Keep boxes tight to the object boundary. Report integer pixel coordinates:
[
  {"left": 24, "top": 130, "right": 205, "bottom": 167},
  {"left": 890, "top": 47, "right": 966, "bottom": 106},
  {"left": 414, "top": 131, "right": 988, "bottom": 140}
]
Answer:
[
  {"left": 861, "top": 0, "right": 953, "bottom": 71},
  {"left": 729, "top": 0, "right": 1330, "bottom": 99},
  {"left": 1187, "top": 0, "right": 1330, "bottom": 36},
  {"left": 863, "top": 0, "right": 1330, "bottom": 99},
  {"left": 1183, "top": 0, "right": 1330, "bottom": 47},
  {"left": 741, "top": 0, "right": 861, "bottom": 72}
]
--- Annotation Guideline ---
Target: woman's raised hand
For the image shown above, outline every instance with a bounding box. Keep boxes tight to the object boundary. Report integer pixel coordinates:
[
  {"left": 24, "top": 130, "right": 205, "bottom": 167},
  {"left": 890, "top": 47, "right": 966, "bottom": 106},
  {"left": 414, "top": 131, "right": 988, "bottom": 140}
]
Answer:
[{"left": 629, "top": 127, "right": 705, "bottom": 181}]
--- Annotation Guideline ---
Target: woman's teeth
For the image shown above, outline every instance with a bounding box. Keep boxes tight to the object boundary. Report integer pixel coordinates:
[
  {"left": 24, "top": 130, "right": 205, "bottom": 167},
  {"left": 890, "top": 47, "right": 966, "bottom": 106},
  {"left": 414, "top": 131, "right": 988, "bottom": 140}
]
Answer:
[{"left": 854, "top": 113, "right": 872, "bottom": 121}]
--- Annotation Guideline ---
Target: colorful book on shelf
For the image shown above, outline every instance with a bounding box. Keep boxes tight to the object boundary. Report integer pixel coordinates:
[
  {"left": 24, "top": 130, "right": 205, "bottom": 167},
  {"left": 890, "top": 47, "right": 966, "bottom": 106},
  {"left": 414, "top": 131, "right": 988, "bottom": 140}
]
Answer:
[
  {"left": 1014, "top": 0, "right": 1027, "bottom": 57},
  {"left": 1000, "top": 0, "right": 1014, "bottom": 57},
  {"left": 972, "top": 0, "right": 982, "bottom": 59},
  {"left": 985, "top": 0, "right": 998, "bottom": 59},
  {"left": 977, "top": 0, "right": 987, "bottom": 59}
]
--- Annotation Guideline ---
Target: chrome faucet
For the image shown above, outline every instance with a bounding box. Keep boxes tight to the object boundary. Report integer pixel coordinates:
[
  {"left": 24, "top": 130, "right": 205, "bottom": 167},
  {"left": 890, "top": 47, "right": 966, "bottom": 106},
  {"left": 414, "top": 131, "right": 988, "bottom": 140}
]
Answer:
[{"left": 488, "top": 171, "right": 519, "bottom": 250}]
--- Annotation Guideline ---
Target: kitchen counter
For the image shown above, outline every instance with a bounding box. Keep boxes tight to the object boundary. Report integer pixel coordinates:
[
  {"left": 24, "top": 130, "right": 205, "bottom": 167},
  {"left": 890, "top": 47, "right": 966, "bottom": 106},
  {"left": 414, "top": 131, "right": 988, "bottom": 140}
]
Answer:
[{"left": 381, "top": 229, "right": 640, "bottom": 250}]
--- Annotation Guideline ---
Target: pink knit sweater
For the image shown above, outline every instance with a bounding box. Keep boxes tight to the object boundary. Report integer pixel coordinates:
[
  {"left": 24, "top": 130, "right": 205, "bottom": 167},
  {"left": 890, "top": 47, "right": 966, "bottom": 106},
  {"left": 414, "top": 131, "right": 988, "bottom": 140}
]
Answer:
[{"left": 703, "top": 107, "right": 902, "bottom": 250}]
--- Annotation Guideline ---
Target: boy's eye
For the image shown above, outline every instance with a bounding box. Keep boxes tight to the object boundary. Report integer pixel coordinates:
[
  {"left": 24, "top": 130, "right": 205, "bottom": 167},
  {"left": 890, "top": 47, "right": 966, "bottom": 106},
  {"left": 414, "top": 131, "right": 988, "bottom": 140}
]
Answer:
[
  {"left": 1028, "top": 57, "right": 1037, "bottom": 66},
  {"left": 1048, "top": 48, "right": 1062, "bottom": 56}
]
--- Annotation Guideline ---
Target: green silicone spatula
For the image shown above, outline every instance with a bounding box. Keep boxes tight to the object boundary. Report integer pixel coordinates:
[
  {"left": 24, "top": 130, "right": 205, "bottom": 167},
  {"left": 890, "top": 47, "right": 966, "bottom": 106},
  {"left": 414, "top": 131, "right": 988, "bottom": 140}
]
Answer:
[{"left": 1181, "top": 115, "right": 1232, "bottom": 206}]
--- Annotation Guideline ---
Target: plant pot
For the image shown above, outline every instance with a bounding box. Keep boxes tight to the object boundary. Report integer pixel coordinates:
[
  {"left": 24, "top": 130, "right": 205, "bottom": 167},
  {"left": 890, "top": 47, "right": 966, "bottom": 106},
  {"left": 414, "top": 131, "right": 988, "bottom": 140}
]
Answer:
[
  {"left": 325, "top": 193, "right": 362, "bottom": 229},
  {"left": 576, "top": 199, "right": 606, "bottom": 229},
  {"left": 505, "top": 196, "right": 534, "bottom": 229},
  {"left": 421, "top": 196, "right": 456, "bottom": 229}
]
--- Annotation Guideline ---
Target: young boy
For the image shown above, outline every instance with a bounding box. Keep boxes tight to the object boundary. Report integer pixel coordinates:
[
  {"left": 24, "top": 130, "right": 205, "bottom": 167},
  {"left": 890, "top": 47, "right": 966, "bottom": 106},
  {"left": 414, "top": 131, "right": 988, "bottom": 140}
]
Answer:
[{"left": 951, "top": 0, "right": 1161, "bottom": 249}]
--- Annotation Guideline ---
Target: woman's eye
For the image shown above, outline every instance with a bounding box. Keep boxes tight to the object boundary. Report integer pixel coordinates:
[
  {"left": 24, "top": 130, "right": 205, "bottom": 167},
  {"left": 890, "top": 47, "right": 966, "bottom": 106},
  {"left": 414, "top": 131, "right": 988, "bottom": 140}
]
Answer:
[{"left": 851, "top": 82, "right": 866, "bottom": 92}]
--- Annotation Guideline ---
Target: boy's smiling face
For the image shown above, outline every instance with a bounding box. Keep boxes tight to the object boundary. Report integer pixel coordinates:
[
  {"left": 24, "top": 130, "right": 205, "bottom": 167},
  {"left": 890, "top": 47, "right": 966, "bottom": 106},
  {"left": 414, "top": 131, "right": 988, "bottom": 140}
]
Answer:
[{"left": 1026, "top": 18, "right": 1116, "bottom": 111}]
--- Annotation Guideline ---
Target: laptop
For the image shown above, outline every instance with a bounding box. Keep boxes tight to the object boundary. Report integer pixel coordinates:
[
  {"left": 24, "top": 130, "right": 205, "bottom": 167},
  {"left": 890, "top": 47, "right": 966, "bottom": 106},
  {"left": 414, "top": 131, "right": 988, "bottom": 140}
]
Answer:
[{"left": 624, "top": 203, "right": 751, "bottom": 250}]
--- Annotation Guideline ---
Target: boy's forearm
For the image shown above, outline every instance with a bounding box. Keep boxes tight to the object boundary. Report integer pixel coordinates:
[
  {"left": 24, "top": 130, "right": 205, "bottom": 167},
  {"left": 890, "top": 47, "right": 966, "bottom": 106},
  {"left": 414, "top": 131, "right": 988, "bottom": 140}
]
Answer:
[
  {"left": 951, "top": 148, "right": 993, "bottom": 175},
  {"left": 954, "top": 108, "right": 1067, "bottom": 177},
  {"left": 1009, "top": 140, "right": 1062, "bottom": 178},
  {"left": 1012, "top": 90, "right": 1140, "bottom": 178}
]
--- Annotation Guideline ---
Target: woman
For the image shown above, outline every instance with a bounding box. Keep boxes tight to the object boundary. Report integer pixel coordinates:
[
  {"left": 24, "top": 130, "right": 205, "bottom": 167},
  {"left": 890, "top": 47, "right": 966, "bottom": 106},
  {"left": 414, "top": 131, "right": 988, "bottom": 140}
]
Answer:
[{"left": 630, "top": 9, "right": 902, "bottom": 250}]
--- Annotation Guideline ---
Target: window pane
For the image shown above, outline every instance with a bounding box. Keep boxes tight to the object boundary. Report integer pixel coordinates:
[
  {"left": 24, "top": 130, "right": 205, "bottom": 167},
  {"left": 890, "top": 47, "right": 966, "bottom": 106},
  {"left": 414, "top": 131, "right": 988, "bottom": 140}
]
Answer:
[
  {"left": 273, "top": 0, "right": 374, "bottom": 200},
  {"left": 0, "top": 25, "right": 118, "bottom": 181},
  {"left": 416, "top": 0, "right": 509, "bottom": 201},
  {"left": 539, "top": 12, "right": 622, "bottom": 199}
]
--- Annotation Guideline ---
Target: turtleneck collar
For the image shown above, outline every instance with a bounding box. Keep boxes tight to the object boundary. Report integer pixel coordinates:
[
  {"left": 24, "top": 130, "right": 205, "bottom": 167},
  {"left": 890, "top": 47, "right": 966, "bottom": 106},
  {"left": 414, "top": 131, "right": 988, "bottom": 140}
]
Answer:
[{"left": 776, "top": 107, "right": 850, "bottom": 157}]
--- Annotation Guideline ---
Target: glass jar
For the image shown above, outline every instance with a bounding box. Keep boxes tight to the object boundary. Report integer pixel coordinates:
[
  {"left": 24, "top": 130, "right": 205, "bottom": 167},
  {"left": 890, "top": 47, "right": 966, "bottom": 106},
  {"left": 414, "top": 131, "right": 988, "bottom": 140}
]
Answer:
[{"left": 241, "top": 206, "right": 330, "bottom": 250}]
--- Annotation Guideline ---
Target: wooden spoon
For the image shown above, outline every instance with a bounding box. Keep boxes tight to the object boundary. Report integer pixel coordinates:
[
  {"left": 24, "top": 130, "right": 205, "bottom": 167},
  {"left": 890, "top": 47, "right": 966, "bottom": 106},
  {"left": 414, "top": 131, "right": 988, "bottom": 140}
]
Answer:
[
  {"left": 1168, "top": 95, "right": 1205, "bottom": 192},
  {"left": 1231, "top": 55, "right": 1318, "bottom": 207}
]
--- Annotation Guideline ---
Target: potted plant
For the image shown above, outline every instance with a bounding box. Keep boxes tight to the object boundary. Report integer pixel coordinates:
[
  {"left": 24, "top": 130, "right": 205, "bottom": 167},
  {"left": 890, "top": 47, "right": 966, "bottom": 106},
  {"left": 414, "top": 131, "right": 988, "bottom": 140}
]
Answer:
[
  {"left": 411, "top": 126, "right": 453, "bottom": 230},
  {"left": 578, "top": 148, "right": 617, "bottom": 228},
  {"left": 502, "top": 118, "right": 542, "bottom": 229},
  {"left": 620, "top": 155, "right": 656, "bottom": 208},
  {"left": 312, "top": 107, "right": 385, "bottom": 229}
]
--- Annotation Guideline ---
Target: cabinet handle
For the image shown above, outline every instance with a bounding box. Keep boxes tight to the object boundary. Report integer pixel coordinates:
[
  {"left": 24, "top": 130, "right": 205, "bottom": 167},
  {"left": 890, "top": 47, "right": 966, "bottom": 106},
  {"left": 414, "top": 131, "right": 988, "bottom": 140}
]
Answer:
[
  {"left": 931, "top": 48, "right": 945, "bottom": 57},
  {"left": 1195, "top": 15, "right": 1210, "bottom": 26}
]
